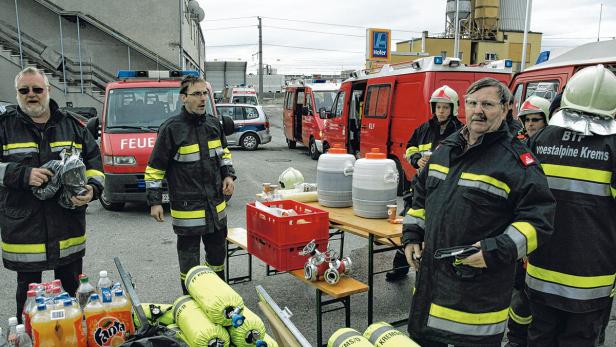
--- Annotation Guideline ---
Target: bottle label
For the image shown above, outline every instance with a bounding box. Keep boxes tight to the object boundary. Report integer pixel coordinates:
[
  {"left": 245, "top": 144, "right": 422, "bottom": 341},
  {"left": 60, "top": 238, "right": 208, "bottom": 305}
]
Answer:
[
  {"left": 86, "top": 312, "right": 133, "bottom": 347},
  {"left": 50, "top": 309, "right": 66, "bottom": 320}
]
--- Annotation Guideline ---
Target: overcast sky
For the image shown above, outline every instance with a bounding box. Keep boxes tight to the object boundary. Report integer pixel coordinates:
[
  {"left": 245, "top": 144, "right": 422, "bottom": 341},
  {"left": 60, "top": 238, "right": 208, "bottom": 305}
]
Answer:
[{"left": 198, "top": 0, "right": 615, "bottom": 74}]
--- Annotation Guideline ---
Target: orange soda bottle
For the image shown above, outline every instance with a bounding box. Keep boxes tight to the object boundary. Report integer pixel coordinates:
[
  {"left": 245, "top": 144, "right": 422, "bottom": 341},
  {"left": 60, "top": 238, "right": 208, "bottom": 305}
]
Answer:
[
  {"left": 84, "top": 294, "right": 105, "bottom": 347},
  {"left": 109, "top": 290, "right": 134, "bottom": 338},
  {"left": 30, "top": 304, "right": 61, "bottom": 347},
  {"left": 57, "top": 300, "right": 86, "bottom": 347}
]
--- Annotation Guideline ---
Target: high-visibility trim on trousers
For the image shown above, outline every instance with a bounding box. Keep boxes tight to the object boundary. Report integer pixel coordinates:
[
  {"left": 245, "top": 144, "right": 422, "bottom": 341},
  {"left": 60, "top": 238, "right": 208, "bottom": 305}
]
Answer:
[
  {"left": 59, "top": 235, "right": 86, "bottom": 258},
  {"left": 526, "top": 263, "right": 616, "bottom": 301},
  {"left": 203, "top": 261, "right": 224, "bottom": 272},
  {"left": 427, "top": 303, "right": 508, "bottom": 336},
  {"left": 171, "top": 201, "right": 227, "bottom": 227},
  {"left": 1, "top": 242, "right": 47, "bottom": 262},
  {"left": 508, "top": 307, "right": 532, "bottom": 325},
  {"left": 504, "top": 222, "right": 538, "bottom": 259}
]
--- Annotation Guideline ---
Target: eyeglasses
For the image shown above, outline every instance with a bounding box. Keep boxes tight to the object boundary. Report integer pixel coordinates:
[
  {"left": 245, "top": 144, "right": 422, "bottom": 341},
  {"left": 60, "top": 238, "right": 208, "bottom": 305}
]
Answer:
[
  {"left": 524, "top": 117, "right": 544, "bottom": 123},
  {"left": 17, "top": 86, "right": 45, "bottom": 95},
  {"left": 185, "top": 91, "right": 208, "bottom": 97},
  {"left": 464, "top": 98, "right": 501, "bottom": 111}
]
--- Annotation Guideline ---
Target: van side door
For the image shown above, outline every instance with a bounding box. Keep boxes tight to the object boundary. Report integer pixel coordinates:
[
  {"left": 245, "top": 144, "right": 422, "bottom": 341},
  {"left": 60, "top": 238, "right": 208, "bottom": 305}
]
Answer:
[
  {"left": 359, "top": 82, "right": 394, "bottom": 156},
  {"left": 283, "top": 90, "right": 295, "bottom": 141}
]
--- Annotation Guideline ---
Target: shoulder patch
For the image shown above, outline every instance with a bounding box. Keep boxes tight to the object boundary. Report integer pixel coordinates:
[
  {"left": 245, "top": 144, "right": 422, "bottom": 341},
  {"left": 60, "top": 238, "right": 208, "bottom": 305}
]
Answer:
[{"left": 519, "top": 152, "right": 537, "bottom": 167}]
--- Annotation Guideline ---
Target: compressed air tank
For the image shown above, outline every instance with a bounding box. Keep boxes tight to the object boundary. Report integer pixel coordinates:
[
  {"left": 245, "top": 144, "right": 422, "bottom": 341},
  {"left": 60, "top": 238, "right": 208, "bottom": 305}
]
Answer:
[
  {"left": 185, "top": 265, "right": 245, "bottom": 327},
  {"left": 352, "top": 148, "right": 398, "bottom": 218},
  {"left": 327, "top": 328, "right": 373, "bottom": 347},
  {"left": 317, "top": 144, "right": 356, "bottom": 207},
  {"left": 227, "top": 307, "right": 267, "bottom": 347},
  {"left": 364, "top": 322, "right": 421, "bottom": 347},
  {"left": 173, "top": 296, "right": 230, "bottom": 347}
]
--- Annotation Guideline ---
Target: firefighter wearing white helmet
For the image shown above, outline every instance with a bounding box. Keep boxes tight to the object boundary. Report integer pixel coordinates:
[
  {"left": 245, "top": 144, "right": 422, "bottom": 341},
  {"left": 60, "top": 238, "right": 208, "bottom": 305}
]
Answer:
[
  {"left": 278, "top": 167, "right": 304, "bottom": 189},
  {"left": 386, "top": 85, "right": 464, "bottom": 283},
  {"left": 517, "top": 95, "right": 552, "bottom": 140},
  {"left": 526, "top": 64, "right": 616, "bottom": 346}
]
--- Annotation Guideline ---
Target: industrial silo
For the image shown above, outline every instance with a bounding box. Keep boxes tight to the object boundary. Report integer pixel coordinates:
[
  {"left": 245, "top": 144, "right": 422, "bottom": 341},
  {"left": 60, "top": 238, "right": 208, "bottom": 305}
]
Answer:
[
  {"left": 499, "top": 0, "right": 528, "bottom": 32},
  {"left": 474, "top": 0, "right": 500, "bottom": 37}
]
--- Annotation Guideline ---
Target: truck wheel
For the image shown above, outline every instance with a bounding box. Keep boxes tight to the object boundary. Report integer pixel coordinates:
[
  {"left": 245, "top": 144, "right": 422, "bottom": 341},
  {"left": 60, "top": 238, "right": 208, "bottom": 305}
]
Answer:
[
  {"left": 287, "top": 139, "right": 296, "bottom": 149},
  {"left": 99, "top": 191, "right": 125, "bottom": 211},
  {"left": 309, "top": 138, "right": 320, "bottom": 160},
  {"left": 393, "top": 157, "right": 410, "bottom": 196},
  {"left": 241, "top": 133, "right": 259, "bottom": 151}
]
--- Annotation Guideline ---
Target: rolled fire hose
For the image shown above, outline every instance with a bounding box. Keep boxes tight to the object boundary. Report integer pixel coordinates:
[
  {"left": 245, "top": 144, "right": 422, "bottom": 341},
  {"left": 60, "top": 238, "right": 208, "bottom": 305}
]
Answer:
[
  {"left": 363, "top": 322, "right": 421, "bottom": 347},
  {"left": 173, "top": 295, "right": 230, "bottom": 347},
  {"left": 227, "top": 307, "right": 267, "bottom": 347},
  {"left": 133, "top": 303, "right": 174, "bottom": 328},
  {"left": 167, "top": 323, "right": 188, "bottom": 344},
  {"left": 185, "top": 265, "right": 245, "bottom": 327},
  {"left": 327, "top": 328, "right": 373, "bottom": 347}
]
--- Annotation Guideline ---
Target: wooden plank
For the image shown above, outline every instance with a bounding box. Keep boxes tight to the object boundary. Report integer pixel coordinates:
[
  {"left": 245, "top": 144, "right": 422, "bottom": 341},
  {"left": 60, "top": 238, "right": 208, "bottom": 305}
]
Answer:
[
  {"left": 257, "top": 301, "right": 302, "bottom": 347},
  {"left": 227, "top": 227, "right": 248, "bottom": 250},
  {"left": 377, "top": 237, "right": 402, "bottom": 246},
  {"left": 289, "top": 269, "right": 368, "bottom": 299},
  {"left": 306, "top": 202, "right": 402, "bottom": 239}
]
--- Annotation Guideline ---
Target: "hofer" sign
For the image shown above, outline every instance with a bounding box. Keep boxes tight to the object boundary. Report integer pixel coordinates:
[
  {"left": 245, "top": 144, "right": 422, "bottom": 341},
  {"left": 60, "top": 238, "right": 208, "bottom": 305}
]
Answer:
[{"left": 366, "top": 28, "right": 391, "bottom": 61}]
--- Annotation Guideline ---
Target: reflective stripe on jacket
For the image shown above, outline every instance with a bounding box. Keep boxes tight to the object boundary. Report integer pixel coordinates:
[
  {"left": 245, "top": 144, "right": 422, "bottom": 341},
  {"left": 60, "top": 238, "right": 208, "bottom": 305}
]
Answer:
[
  {"left": 527, "top": 126, "right": 616, "bottom": 312},
  {"left": 145, "top": 109, "right": 235, "bottom": 235},
  {"left": 402, "top": 122, "right": 555, "bottom": 346},
  {"left": 0, "top": 100, "right": 104, "bottom": 271},
  {"left": 405, "top": 116, "right": 462, "bottom": 170}
]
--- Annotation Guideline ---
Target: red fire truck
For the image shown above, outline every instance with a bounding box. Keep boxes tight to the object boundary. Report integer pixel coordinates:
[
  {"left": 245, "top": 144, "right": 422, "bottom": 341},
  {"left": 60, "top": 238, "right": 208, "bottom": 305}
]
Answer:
[
  {"left": 319, "top": 56, "right": 512, "bottom": 193},
  {"left": 86, "top": 70, "right": 218, "bottom": 211},
  {"left": 509, "top": 39, "right": 616, "bottom": 114},
  {"left": 283, "top": 81, "right": 340, "bottom": 159}
]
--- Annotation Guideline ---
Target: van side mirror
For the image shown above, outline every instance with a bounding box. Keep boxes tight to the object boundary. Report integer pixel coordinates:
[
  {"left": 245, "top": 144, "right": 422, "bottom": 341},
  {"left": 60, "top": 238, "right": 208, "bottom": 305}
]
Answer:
[
  {"left": 86, "top": 117, "right": 100, "bottom": 140},
  {"left": 319, "top": 107, "right": 331, "bottom": 119},
  {"left": 221, "top": 115, "right": 235, "bottom": 136}
]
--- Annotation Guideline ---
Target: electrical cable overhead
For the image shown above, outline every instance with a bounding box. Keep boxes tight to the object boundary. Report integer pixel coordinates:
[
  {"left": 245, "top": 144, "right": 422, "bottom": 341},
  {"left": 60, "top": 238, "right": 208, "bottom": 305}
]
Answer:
[
  {"left": 263, "top": 25, "right": 410, "bottom": 41},
  {"left": 206, "top": 43, "right": 257, "bottom": 48},
  {"left": 204, "top": 25, "right": 257, "bottom": 31},
  {"left": 263, "top": 43, "right": 364, "bottom": 54},
  {"left": 204, "top": 16, "right": 256, "bottom": 22},
  {"left": 261, "top": 16, "right": 423, "bottom": 33}
]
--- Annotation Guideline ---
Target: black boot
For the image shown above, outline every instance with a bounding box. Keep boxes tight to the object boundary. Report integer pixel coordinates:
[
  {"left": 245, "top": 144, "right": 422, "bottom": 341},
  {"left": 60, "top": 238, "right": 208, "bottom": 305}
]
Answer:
[{"left": 385, "top": 251, "right": 409, "bottom": 282}]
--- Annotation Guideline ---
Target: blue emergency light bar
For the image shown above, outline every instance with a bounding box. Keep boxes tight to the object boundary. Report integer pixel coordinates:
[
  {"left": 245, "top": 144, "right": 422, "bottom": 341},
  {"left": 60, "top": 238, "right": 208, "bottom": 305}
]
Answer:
[
  {"left": 116, "top": 70, "right": 199, "bottom": 79},
  {"left": 433, "top": 56, "right": 443, "bottom": 65},
  {"left": 312, "top": 79, "right": 326, "bottom": 83},
  {"left": 504, "top": 59, "right": 513, "bottom": 68}
]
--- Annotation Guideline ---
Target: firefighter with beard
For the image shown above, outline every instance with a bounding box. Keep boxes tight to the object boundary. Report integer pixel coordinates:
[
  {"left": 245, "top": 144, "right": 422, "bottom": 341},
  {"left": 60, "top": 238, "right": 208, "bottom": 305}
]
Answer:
[
  {"left": 386, "top": 85, "right": 463, "bottom": 282},
  {"left": 402, "top": 78, "right": 555, "bottom": 347},
  {"left": 526, "top": 64, "right": 616, "bottom": 347},
  {"left": 0, "top": 67, "right": 104, "bottom": 320},
  {"left": 146, "top": 75, "right": 236, "bottom": 294}
]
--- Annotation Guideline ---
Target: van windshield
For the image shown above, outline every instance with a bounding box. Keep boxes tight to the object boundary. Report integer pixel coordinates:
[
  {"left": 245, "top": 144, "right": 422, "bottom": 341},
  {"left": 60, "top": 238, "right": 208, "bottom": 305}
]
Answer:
[
  {"left": 313, "top": 91, "right": 337, "bottom": 112},
  {"left": 232, "top": 95, "right": 258, "bottom": 105},
  {"left": 105, "top": 87, "right": 195, "bottom": 130}
]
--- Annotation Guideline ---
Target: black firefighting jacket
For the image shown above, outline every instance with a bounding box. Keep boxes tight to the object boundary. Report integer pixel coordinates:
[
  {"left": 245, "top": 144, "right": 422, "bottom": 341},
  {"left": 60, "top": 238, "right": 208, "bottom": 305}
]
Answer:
[
  {"left": 405, "top": 116, "right": 463, "bottom": 169},
  {"left": 0, "top": 100, "right": 104, "bottom": 271},
  {"left": 527, "top": 126, "right": 616, "bottom": 313},
  {"left": 402, "top": 122, "right": 555, "bottom": 346},
  {"left": 145, "top": 108, "right": 235, "bottom": 235}
]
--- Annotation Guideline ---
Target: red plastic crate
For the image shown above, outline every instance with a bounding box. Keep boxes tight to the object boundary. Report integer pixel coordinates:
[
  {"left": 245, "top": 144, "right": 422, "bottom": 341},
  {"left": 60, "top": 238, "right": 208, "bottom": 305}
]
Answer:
[
  {"left": 247, "top": 233, "right": 329, "bottom": 272},
  {"left": 246, "top": 200, "right": 329, "bottom": 246}
]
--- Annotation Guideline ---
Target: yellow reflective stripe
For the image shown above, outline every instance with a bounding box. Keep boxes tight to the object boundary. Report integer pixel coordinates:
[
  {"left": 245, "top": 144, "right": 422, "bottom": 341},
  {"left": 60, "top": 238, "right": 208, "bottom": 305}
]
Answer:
[
  {"left": 145, "top": 166, "right": 166, "bottom": 180},
  {"left": 407, "top": 208, "right": 425, "bottom": 220},
  {"left": 208, "top": 139, "right": 222, "bottom": 149},
  {"left": 512, "top": 221, "right": 538, "bottom": 254},
  {"left": 216, "top": 201, "right": 226, "bottom": 213},
  {"left": 460, "top": 173, "right": 510, "bottom": 194},
  {"left": 406, "top": 146, "right": 419, "bottom": 157},
  {"left": 611, "top": 186, "right": 616, "bottom": 198},
  {"left": 429, "top": 164, "right": 449, "bottom": 174},
  {"left": 508, "top": 307, "right": 532, "bottom": 325},
  {"left": 49, "top": 141, "right": 83, "bottom": 149},
  {"left": 418, "top": 143, "right": 432, "bottom": 152},
  {"left": 171, "top": 209, "right": 206, "bottom": 219},
  {"left": 527, "top": 263, "right": 616, "bottom": 288},
  {"left": 178, "top": 144, "right": 200, "bottom": 154},
  {"left": 542, "top": 164, "right": 611, "bottom": 184},
  {"left": 429, "top": 303, "right": 508, "bottom": 325},
  {"left": 59, "top": 235, "right": 86, "bottom": 250},
  {"left": 85, "top": 169, "right": 104, "bottom": 177},
  {"left": 222, "top": 147, "right": 232, "bottom": 159},
  {"left": 3, "top": 142, "right": 38, "bottom": 150},
  {"left": 1, "top": 242, "right": 45, "bottom": 253}
]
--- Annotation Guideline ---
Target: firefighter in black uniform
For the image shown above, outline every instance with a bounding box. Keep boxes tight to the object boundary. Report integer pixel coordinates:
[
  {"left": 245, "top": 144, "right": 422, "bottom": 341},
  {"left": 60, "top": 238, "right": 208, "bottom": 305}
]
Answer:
[
  {"left": 526, "top": 64, "right": 616, "bottom": 347},
  {"left": 505, "top": 95, "right": 551, "bottom": 347},
  {"left": 0, "top": 67, "right": 104, "bottom": 320},
  {"left": 386, "top": 85, "right": 463, "bottom": 282},
  {"left": 402, "top": 78, "right": 555, "bottom": 347},
  {"left": 146, "top": 75, "right": 236, "bottom": 294}
]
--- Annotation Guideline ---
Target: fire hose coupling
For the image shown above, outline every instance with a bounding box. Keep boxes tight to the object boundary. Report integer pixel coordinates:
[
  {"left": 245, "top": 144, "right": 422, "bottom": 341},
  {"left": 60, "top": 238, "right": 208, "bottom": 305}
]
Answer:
[
  {"left": 301, "top": 240, "right": 352, "bottom": 284},
  {"left": 226, "top": 306, "right": 245, "bottom": 327},
  {"left": 255, "top": 340, "right": 268, "bottom": 347},
  {"left": 324, "top": 256, "right": 352, "bottom": 285}
]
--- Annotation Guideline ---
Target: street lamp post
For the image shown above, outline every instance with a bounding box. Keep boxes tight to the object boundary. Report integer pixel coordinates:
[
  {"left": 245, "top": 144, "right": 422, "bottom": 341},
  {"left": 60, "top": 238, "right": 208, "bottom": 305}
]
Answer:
[{"left": 521, "top": 0, "right": 532, "bottom": 71}]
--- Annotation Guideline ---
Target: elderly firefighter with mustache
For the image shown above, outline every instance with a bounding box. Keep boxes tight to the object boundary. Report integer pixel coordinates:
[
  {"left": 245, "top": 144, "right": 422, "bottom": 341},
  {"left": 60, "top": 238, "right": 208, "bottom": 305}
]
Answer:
[
  {"left": 0, "top": 67, "right": 104, "bottom": 321},
  {"left": 402, "top": 77, "right": 556, "bottom": 347}
]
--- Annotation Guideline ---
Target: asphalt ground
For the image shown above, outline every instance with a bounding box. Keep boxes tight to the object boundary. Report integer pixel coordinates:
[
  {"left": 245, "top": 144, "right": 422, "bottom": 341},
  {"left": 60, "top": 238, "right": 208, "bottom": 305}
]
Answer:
[{"left": 0, "top": 98, "right": 614, "bottom": 346}]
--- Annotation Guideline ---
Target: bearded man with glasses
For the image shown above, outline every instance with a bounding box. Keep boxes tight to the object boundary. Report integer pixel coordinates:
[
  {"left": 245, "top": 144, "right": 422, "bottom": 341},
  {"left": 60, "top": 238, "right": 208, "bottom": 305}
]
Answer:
[
  {"left": 402, "top": 78, "right": 555, "bottom": 347},
  {"left": 0, "top": 67, "right": 104, "bottom": 321},
  {"left": 145, "top": 75, "right": 236, "bottom": 293}
]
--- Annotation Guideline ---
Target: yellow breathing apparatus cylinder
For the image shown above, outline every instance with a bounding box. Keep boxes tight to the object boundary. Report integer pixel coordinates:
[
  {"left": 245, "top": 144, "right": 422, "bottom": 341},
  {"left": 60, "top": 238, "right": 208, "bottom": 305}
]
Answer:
[
  {"left": 173, "top": 295, "right": 230, "bottom": 347},
  {"left": 327, "top": 328, "right": 373, "bottom": 347},
  {"left": 133, "top": 303, "right": 175, "bottom": 328},
  {"left": 185, "top": 265, "right": 246, "bottom": 327},
  {"left": 166, "top": 323, "right": 188, "bottom": 344},
  {"left": 260, "top": 334, "right": 278, "bottom": 347},
  {"left": 227, "top": 307, "right": 267, "bottom": 347},
  {"left": 363, "top": 322, "right": 421, "bottom": 347}
]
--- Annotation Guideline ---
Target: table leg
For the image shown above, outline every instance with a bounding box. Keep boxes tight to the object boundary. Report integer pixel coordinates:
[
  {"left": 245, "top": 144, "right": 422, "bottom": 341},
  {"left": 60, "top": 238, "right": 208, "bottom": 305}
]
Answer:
[
  {"left": 368, "top": 233, "right": 374, "bottom": 325},
  {"left": 225, "top": 240, "right": 230, "bottom": 283},
  {"left": 345, "top": 296, "right": 351, "bottom": 327},
  {"left": 316, "top": 289, "right": 323, "bottom": 347}
]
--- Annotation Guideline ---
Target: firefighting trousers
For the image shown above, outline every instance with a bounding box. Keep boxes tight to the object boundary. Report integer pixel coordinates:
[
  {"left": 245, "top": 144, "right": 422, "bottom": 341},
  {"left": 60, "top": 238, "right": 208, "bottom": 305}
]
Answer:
[
  {"left": 507, "top": 261, "right": 531, "bottom": 346},
  {"left": 177, "top": 228, "right": 227, "bottom": 294},
  {"left": 527, "top": 301, "right": 608, "bottom": 347},
  {"left": 15, "top": 258, "right": 83, "bottom": 321}
]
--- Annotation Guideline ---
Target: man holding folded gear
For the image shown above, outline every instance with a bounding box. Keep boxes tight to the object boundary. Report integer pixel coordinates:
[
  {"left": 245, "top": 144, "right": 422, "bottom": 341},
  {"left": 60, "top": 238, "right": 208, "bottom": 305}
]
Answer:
[
  {"left": 402, "top": 78, "right": 555, "bottom": 347},
  {"left": 145, "top": 75, "right": 236, "bottom": 294},
  {"left": 525, "top": 64, "right": 616, "bottom": 347}
]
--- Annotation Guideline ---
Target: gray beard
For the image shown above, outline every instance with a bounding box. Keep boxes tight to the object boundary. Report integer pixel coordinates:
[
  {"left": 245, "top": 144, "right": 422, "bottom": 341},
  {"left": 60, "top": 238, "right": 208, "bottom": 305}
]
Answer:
[{"left": 17, "top": 94, "right": 50, "bottom": 118}]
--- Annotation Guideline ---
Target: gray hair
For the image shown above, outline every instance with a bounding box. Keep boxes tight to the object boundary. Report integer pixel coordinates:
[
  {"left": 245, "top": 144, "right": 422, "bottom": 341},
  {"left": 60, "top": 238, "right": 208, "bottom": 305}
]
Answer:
[
  {"left": 14, "top": 67, "right": 49, "bottom": 89},
  {"left": 466, "top": 77, "right": 512, "bottom": 105}
]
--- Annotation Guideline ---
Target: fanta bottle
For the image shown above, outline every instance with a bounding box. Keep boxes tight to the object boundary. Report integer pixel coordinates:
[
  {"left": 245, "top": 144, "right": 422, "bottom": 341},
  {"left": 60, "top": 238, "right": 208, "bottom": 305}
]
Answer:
[
  {"left": 109, "top": 290, "right": 134, "bottom": 337},
  {"left": 30, "top": 304, "right": 61, "bottom": 347},
  {"left": 56, "top": 300, "right": 86, "bottom": 347},
  {"left": 84, "top": 294, "right": 106, "bottom": 347}
]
